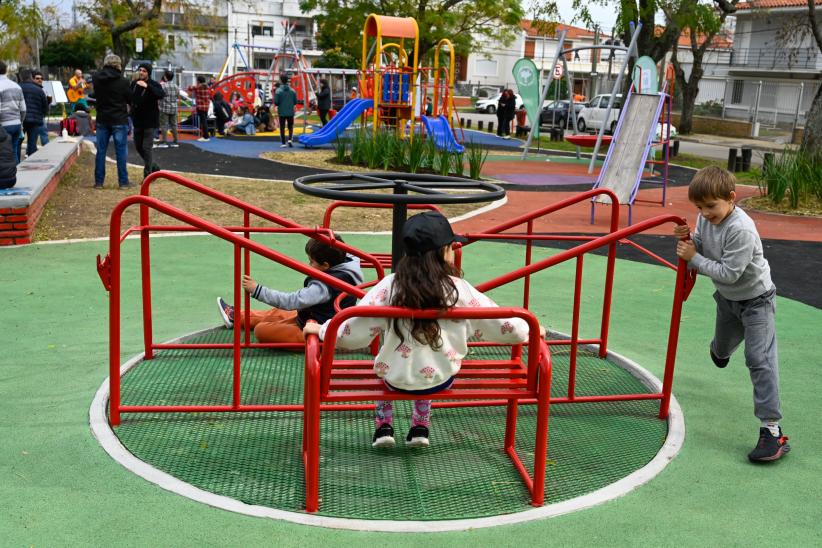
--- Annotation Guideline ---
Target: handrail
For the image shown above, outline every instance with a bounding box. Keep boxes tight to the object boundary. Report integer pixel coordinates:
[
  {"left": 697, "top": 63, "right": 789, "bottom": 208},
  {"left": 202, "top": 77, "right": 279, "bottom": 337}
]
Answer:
[
  {"left": 105, "top": 195, "right": 369, "bottom": 425},
  {"left": 139, "top": 170, "right": 386, "bottom": 278},
  {"left": 475, "top": 213, "right": 686, "bottom": 293}
]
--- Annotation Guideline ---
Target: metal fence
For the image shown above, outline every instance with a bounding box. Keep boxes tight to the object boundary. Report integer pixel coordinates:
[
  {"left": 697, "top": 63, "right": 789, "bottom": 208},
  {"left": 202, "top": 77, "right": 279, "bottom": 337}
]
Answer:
[{"left": 671, "top": 77, "right": 818, "bottom": 137}]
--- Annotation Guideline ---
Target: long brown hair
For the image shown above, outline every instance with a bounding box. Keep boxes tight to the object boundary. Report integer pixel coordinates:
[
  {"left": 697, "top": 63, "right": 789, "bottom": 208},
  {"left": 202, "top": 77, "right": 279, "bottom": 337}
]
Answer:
[{"left": 390, "top": 246, "right": 460, "bottom": 349}]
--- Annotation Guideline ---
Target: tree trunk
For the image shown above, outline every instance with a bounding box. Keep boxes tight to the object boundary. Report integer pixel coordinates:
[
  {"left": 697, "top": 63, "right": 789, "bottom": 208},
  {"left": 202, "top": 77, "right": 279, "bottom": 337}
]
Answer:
[
  {"left": 801, "top": 70, "right": 822, "bottom": 154},
  {"left": 679, "top": 80, "right": 699, "bottom": 134}
]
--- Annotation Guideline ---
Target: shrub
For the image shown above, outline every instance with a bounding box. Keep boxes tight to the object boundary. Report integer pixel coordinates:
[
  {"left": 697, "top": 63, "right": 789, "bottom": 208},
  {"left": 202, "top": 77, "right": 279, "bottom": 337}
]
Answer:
[
  {"left": 466, "top": 139, "right": 489, "bottom": 180},
  {"left": 333, "top": 136, "right": 348, "bottom": 163},
  {"left": 406, "top": 136, "right": 427, "bottom": 174},
  {"left": 758, "top": 148, "right": 822, "bottom": 208}
]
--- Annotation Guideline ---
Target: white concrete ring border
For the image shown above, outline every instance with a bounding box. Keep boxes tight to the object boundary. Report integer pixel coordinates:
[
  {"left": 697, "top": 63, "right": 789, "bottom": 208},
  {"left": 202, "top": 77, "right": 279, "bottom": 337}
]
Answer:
[{"left": 90, "top": 327, "right": 685, "bottom": 532}]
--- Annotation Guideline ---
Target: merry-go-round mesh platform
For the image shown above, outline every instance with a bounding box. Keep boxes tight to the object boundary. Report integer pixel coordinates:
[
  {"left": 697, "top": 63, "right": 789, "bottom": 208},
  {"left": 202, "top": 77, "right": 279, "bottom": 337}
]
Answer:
[{"left": 111, "top": 329, "right": 667, "bottom": 520}]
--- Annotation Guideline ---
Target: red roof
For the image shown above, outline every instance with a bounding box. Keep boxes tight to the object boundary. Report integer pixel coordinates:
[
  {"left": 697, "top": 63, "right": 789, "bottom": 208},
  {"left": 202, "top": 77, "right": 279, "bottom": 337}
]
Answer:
[
  {"left": 676, "top": 28, "right": 733, "bottom": 49},
  {"left": 521, "top": 21, "right": 600, "bottom": 41},
  {"left": 737, "top": 0, "right": 822, "bottom": 9}
]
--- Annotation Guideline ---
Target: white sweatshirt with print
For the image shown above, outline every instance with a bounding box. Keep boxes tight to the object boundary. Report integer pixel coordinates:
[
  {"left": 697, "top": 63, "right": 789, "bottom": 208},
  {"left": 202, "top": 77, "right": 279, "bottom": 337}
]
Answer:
[{"left": 318, "top": 274, "right": 531, "bottom": 391}]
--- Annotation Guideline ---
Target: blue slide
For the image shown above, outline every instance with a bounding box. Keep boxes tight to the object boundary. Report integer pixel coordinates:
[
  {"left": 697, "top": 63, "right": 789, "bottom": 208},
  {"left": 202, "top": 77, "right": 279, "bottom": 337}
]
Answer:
[
  {"left": 298, "top": 99, "right": 374, "bottom": 147},
  {"left": 421, "top": 115, "right": 464, "bottom": 153}
]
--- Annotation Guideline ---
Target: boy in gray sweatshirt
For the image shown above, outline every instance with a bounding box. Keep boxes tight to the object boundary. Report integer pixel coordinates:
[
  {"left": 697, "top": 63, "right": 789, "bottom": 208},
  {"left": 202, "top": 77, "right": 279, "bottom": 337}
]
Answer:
[
  {"left": 217, "top": 236, "right": 363, "bottom": 344},
  {"left": 674, "top": 166, "right": 789, "bottom": 462}
]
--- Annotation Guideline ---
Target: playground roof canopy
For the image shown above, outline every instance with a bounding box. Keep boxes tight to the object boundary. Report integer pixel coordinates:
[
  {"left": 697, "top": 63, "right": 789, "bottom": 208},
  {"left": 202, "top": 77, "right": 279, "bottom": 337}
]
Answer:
[{"left": 364, "top": 14, "right": 419, "bottom": 39}]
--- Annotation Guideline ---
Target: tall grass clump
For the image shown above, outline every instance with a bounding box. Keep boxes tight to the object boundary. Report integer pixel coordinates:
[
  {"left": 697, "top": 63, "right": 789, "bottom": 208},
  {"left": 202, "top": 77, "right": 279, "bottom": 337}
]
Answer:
[
  {"left": 466, "top": 139, "right": 489, "bottom": 180},
  {"left": 375, "top": 130, "right": 398, "bottom": 170},
  {"left": 453, "top": 152, "right": 466, "bottom": 177},
  {"left": 350, "top": 127, "right": 367, "bottom": 166},
  {"left": 758, "top": 148, "right": 822, "bottom": 208},
  {"left": 406, "top": 136, "right": 427, "bottom": 173},
  {"left": 333, "top": 136, "right": 348, "bottom": 163}
]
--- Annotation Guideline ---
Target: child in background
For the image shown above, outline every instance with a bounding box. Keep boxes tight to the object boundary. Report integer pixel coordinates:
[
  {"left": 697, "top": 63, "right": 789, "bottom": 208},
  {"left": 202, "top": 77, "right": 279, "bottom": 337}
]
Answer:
[
  {"left": 232, "top": 106, "right": 256, "bottom": 135},
  {"left": 674, "top": 166, "right": 790, "bottom": 462},
  {"left": 69, "top": 104, "right": 95, "bottom": 136},
  {"left": 304, "top": 212, "right": 545, "bottom": 449},
  {"left": 218, "top": 235, "right": 363, "bottom": 344}
]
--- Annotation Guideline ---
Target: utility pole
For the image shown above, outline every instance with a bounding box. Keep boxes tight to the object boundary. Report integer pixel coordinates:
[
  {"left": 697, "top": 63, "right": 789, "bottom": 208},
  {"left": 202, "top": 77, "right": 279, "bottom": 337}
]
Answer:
[{"left": 590, "top": 25, "right": 600, "bottom": 98}]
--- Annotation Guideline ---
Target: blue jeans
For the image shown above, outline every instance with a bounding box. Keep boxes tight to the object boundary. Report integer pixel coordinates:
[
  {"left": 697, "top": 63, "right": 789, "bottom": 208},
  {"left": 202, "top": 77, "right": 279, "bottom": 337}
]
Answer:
[
  {"left": 95, "top": 124, "right": 129, "bottom": 186},
  {"left": 24, "top": 122, "right": 49, "bottom": 156},
  {"left": 4, "top": 124, "right": 22, "bottom": 164}
]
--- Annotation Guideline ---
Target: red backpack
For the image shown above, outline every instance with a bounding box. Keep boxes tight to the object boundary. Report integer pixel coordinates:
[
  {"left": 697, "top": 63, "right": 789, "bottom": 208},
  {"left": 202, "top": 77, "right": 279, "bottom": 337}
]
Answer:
[{"left": 60, "top": 118, "right": 78, "bottom": 136}]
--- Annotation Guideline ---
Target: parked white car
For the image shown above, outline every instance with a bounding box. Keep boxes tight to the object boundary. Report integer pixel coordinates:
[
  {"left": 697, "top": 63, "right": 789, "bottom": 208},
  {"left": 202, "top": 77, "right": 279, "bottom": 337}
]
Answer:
[
  {"left": 475, "top": 92, "right": 524, "bottom": 114},
  {"left": 576, "top": 94, "right": 623, "bottom": 133}
]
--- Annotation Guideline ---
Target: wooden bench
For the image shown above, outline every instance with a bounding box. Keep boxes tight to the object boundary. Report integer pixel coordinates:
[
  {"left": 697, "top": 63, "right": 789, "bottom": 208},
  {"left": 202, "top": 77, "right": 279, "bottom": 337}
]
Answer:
[
  {"left": 0, "top": 139, "right": 81, "bottom": 245},
  {"left": 302, "top": 306, "right": 552, "bottom": 513}
]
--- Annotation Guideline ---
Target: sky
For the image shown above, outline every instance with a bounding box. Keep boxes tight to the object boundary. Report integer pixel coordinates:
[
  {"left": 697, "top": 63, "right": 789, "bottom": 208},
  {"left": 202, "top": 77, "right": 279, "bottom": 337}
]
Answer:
[{"left": 550, "top": 0, "right": 621, "bottom": 33}]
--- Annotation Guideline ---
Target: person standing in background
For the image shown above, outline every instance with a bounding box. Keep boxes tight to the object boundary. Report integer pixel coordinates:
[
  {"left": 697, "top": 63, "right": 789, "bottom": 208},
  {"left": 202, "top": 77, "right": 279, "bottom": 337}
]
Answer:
[
  {"left": 274, "top": 74, "right": 297, "bottom": 148},
  {"left": 192, "top": 75, "right": 211, "bottom": 142},
  {"left": 157, "top": 70, "right": 179, "bottom": 148},
  {"left": 92, "top": 54, "right": 131, "bottom": 189},
  {"left": 0, "top": 61, "right": 26, "bottom": 164},
  {"left": 67, "top": 69, "right": 89, "bottom": 114},
  {"left": 21, "top": 70, "right": 50, "bottom": 158},
  {"left": 129, "top": 62, "right": 165, "bottom": 178},
  {"left": 316, "top": 79, "right": 331, "bottom": 126}
]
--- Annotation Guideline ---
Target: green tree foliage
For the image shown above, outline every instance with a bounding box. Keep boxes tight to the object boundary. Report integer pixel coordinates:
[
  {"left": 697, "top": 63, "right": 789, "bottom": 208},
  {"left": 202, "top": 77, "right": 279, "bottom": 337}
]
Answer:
[
  {"left": 0, "top": 0, "right": 44, "bottom": 64},
  {"left": 669, "top": 0, "right": 737, "bottom": 134},
  {"left": 299, "top": 0, "right": 526, "bottom": 65},
  {"left": 77, "top": 0, "right": 205, "bottom": 65},
  {"left": 314, "top": 47, "right": 359, "bottom": 69},
  {"left": 41, "top": 30, "right": 109, "bottom": 71},
  {"left": 801, "top": 0, "right": 822, "bottom": 154}
]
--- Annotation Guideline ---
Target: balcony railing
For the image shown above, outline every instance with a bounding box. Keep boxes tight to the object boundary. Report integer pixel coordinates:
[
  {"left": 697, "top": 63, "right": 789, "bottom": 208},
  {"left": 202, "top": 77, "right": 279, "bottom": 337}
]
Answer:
[{"left": 730, "top": 47, "right": 820, "bottom": 70}]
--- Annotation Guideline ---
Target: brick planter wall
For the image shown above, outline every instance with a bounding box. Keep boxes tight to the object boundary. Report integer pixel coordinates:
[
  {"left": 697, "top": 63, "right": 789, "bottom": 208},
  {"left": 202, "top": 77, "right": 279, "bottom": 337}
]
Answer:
[{"left": 0, "top": 151, "right": 78, "bottom": 246}]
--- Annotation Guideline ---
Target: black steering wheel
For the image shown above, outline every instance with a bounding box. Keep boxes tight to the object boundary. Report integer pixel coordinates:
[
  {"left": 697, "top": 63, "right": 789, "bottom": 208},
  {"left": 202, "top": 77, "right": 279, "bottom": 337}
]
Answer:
[
  {"left": 293, "top": 172, "right": 505, "bottom": 204},
  {"left": 293, "top": 172, "right": 506, "bottom": 266}
]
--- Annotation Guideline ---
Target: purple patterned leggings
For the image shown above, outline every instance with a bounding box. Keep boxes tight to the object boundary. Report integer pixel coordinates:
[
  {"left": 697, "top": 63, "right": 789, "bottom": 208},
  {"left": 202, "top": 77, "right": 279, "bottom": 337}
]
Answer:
[{"left": 375, "top": 400, "right": 431, "bottom": 428}]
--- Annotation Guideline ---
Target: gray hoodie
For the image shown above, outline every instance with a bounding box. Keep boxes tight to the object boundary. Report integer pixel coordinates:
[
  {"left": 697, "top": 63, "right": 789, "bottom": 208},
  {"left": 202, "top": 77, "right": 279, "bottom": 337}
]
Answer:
[
  {"left": 251, "top": 254, "right": 364, "bottom": 311},
  {"left": 689, "top": 206, "right": 774, "bottom": 301}
]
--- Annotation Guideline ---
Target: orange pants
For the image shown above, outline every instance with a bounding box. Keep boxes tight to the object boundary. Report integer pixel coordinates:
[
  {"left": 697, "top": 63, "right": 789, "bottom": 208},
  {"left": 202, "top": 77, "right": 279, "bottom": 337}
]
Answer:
[{"left": 238, "top": 307, "right": 305, "bottom": 344}]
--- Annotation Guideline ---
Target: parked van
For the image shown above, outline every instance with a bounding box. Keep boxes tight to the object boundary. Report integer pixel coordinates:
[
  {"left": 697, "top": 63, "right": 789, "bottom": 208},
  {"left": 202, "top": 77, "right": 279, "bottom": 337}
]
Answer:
[{"left": 576, "top": 94, "right": 623, "bottom": 133}]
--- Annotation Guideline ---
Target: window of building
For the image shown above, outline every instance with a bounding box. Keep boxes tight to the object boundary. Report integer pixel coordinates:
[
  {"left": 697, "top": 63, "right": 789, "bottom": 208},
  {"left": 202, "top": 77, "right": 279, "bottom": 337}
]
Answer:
[
  {"left": 251, "top": 25, "right": 274, "bottom": 37},
  {"left": 167, "top": 34, "right": 176, "bottom": 51},
  {"left": 254, "top": 56, "right": 272, "bottom": 70},
  {"left": 524, "top": 39, "right": 535, "bottom": 59},
  {"left": 293, "top": 24, "right": 307, "bottom": 34},
  {"left": 475, "top": 58, "right": 498, "bottom": 77},
  {"left": 192, "top": 36, "right": 213, "bottom": 54},
  {"left": 731, "top": 79, "right": 744, "bottom": 104}
]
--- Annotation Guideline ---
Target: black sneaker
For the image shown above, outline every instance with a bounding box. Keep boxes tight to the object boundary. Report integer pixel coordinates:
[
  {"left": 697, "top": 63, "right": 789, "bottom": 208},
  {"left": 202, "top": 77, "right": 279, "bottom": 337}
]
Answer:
[
  {"left": 217, "top": 297, "right": 234, "bottom": 328},
  {"left": 372, "top": 424, "right": 395, "bottom": 448},
  {"left": 748, "top": 427, "right": 791, "bottom": 462},
  {"left": 710, "top": 348, "right": 729, "bottom": 368},
  {"left": 406, "top": 425, "right": 430, "bottom": 448}
]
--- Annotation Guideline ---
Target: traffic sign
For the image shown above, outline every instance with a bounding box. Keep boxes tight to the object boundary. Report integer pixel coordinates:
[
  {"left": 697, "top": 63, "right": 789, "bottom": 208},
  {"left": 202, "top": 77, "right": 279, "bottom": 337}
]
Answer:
[{"left": 553, "top": 63, "right": 563, "bottom": 79}]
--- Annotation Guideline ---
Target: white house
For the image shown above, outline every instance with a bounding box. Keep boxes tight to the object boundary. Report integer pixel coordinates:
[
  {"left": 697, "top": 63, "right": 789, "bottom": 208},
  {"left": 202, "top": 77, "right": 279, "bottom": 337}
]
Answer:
[
  {"left": 464, "top": 22, "right": 628, "bottom": 101},
  {"left": 725, "top": 0, "right": 822, "bottom": 127},
  {"left": 157, "top": 0, "right": 322, "bottom": 84}
]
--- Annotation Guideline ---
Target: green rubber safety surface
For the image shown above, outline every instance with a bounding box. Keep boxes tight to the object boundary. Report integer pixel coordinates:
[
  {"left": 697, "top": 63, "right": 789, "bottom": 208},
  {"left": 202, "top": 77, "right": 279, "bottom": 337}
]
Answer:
[{"left": 113, "top": 329, "right": 667, "bottom": 520}]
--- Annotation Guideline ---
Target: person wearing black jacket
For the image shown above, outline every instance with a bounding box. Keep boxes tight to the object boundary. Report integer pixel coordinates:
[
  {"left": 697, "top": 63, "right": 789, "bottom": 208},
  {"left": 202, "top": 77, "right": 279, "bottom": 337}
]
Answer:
[
  {"left": 20, "top": 70, "right": 50, "bottom": 158},
  {"left": 496, "top": 89, "right": 515, "bottom": 138},
  {"left": 316, "top": 79, "right": 331, "bottom": 126},
  {"left": 211, "top": 92, "right": 232, "bottom": 136},
  {"left": 0, "top": 125, "right": 16, "bottom": 189},
  {"left": 130, "top": 62, "right": 165, "bottom": 178},
  {"left": 92, "top": 54, "right": 131, "bottom": 188}
]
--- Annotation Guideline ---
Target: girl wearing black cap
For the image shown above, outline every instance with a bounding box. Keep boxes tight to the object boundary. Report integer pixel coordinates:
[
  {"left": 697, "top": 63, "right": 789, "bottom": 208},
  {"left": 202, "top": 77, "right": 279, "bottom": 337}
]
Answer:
[{"left": 304, "top": 212, "right": 544, "bottom": 449}]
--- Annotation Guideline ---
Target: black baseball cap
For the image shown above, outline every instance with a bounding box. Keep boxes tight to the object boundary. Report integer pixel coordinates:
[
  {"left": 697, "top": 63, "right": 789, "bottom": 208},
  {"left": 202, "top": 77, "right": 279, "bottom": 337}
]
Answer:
[{"left": 402, "top": 212, "right": 468, "bottom": 255}]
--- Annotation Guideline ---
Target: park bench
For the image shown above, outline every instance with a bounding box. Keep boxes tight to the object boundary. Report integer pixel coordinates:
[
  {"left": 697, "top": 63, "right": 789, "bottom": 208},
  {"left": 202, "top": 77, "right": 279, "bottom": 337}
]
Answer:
[
  {"left": 0, "top": 139, "right": 81, "bottom": 245},
  {"left": 301, "top": 306, "right": 553, "bottom": 513}
]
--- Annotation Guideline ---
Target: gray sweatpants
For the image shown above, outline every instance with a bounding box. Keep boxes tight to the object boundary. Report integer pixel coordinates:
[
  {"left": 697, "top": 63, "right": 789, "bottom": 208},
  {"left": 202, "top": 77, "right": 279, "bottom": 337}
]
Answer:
[{"left": 711, "top": 288, "right": 782, "bottom": 421}]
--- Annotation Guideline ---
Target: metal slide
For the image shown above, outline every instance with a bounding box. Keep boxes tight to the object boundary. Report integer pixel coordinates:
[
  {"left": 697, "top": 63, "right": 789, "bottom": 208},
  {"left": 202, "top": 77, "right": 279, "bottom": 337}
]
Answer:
[
  {"left": 421, "top": 115, "right": 465, "bottom": 153},
  {"left": 297, "top": 99, "right": 374, "bottom": 147},
  {"left": 593, "top": 91, "right": 665, "bottom": 204}
]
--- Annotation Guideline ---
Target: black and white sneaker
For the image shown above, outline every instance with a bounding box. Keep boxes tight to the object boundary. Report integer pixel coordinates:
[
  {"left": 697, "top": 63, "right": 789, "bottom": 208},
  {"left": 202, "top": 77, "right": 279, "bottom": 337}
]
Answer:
[
  {"left": 217, "top": 297, "right": 234, "bottom": 329},
  {"left": 406, "top": 425, "right": 430, "bottom": 448},
  {"left": 748, "top": 427, "right": 791, "bottom": 462},
  {"left": 372, "top": 424, "right": 395, "bottom": 448}
]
